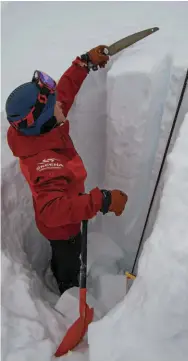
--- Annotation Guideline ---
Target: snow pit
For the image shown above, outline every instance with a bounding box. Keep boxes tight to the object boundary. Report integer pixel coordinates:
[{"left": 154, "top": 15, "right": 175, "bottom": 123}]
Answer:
[{"left": 1, "top": 2, "right": 188, "bottom": 361}]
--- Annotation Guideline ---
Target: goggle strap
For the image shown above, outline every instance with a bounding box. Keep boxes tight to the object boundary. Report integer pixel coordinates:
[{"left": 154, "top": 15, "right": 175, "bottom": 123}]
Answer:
[
  {"left": 25, "top": 110, "right": 35, "bottom": 126},
  {"left": 12, "top": 88, "right": 51, "bottom": 130},
  {"left": 32, "top": 87, "right": 49, "bottom": 119}
]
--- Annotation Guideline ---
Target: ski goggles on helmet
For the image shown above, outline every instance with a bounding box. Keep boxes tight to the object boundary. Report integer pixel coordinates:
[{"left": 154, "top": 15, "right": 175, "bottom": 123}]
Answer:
[
  {"left": 12, "top": 70, "right": 56, "bottom": 130},
  {"left": 32, "top": 70, "right": 56, "bottom": 92}
]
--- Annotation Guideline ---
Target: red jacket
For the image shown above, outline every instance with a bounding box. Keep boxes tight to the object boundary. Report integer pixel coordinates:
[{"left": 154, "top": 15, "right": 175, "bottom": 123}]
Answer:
[{"left": 7, "top": 59, "right": 103, "bottom": 240}]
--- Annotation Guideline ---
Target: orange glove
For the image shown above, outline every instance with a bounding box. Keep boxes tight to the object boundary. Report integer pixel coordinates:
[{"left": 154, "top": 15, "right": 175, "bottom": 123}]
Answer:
[
  {"left": 88, "top": 45, "right": 109, "bottom": 68},
  {"left": 100, "top": 189, "right": 128, "bottom": 216},
  {"left": 109, "top": 190, "right": 128, "bottom": 216}
]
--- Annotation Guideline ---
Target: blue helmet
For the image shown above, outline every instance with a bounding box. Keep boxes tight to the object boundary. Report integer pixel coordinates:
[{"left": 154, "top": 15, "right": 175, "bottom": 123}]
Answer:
[{"left": 6, "top": 82, "right": 56, "bottom": 136}]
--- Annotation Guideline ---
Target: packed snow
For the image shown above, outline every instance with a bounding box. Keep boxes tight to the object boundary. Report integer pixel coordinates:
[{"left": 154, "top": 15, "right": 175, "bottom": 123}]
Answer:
[
  {"left": 1, "top": 2, "right": 188, "bottom": 361},
  {"left": 89, "top": 113, "right": 188, "bottom": 361}
]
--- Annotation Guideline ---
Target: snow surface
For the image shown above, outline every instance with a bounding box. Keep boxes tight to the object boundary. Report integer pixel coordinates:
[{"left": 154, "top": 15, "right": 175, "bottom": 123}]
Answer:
[{"left": 1, "top": 2, "right": 188, "bottom": 361}]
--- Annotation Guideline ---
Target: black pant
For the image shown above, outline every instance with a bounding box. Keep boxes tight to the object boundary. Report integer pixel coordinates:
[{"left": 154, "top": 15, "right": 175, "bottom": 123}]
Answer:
[{"left": 49, "top": 233, "right": 81, "bottom": 294}]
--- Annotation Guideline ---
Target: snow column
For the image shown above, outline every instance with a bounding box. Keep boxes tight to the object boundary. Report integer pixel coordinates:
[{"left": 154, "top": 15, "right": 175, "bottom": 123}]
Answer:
[
  {"left": 102, "top": 50, "right": 172, "bottom": 269},
  {"left": 69, "top": 70, "right": 108, "bottom": 192},
  {"left": 138, "top": 68, "right": 188, "bottom": 263}
]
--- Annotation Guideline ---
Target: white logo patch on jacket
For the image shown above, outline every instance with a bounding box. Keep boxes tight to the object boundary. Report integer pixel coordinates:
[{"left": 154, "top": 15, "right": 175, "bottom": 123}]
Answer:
[{"left": 36, "top": 158, "right": 64, "bottom": 172}]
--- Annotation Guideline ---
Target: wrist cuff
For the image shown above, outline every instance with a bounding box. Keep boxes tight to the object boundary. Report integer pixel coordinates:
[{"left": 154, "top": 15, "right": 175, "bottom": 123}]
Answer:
[
  {"left": 72, "top": 57, "right": 90, "bottom": 73},
  {"left": 100, "top": 190, "right": 112, "bottom": 214}
]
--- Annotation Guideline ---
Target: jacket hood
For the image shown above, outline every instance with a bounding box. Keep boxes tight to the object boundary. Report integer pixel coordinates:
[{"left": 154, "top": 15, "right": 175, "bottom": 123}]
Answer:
[{"left": 7, "top": 120, "right": 70, "bottom": 158}]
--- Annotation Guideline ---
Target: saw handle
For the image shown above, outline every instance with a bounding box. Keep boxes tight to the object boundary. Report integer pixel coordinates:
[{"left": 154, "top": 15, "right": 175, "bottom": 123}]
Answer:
[
  {"left": 103, "top": 47, "right": 109, "bottom": 55},
  {"left": 88, "top": 47, "right": 110, "bottom": 71}
]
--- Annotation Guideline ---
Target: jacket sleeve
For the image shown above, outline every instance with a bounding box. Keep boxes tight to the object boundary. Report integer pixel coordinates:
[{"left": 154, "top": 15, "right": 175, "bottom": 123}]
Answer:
[
  {"left": 32, "top": 162, "right": 103, "bottom": 228},
  {"left": 56, "top": 57, "right": 88, "bottom": 117}
]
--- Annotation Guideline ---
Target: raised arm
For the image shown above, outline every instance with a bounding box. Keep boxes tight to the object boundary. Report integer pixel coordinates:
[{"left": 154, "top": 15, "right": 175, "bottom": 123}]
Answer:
[
  {"left": 56, "top": 45, "right": 110, "bottom": 117},
  {"left": 56, "top": 58, "right": 88, "bottom": 117}
]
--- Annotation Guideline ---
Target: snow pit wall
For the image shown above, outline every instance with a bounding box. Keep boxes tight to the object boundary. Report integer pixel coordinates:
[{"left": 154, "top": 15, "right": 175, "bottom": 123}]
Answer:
[
  {"left": 139, "top": 70, "right": 188, "bottom": 262},
  {"left": 88, "top": 113, "right": 188, "bottom": 361}
]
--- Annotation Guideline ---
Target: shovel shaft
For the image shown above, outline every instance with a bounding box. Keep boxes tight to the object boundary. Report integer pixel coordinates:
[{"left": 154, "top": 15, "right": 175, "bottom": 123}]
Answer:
[
  {"left": 79, "top": 220, "right": 88, "bottom": 289},
  {"left": 79, "top": 288, "right": 87, "bottom": 317}
]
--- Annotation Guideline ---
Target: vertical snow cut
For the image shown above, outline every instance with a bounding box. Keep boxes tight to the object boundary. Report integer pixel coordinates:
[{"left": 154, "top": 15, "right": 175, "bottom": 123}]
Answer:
[{"left": 88, "top": 114, "right": 188, "bottom": 361}]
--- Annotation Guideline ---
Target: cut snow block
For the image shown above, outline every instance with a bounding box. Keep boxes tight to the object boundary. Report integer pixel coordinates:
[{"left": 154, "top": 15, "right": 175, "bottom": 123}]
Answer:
[
  {"left": 87, "top": 232, "right": 124, "bottom": 273},
  {"left": 95, "top": 274, "right": 127, "bottom": 312},
  {"left": 54, "top": 287, "right": 106, "bottom": 325}
]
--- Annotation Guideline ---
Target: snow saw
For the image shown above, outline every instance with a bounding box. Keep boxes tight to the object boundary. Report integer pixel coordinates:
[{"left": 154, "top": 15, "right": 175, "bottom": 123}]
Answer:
[{"left": 88, "top": 26, "right": 159, "bottom": 71}]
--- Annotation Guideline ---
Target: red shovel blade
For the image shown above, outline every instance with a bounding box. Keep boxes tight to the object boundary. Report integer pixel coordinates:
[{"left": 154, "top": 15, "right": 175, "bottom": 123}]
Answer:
[{"left": 55, "top": 303, "right": 94, "bottom": 357}]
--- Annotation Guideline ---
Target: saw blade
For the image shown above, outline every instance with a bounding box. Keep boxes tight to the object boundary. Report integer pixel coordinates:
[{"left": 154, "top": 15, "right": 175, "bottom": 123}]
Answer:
[{"left": 106, "top": 27, "right": 159, "bottom": 56}]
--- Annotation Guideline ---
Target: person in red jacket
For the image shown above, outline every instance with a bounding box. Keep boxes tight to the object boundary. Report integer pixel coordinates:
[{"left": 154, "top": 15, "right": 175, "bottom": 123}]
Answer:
[{"left": 6, "top": 45, "right": 128, "bottom": 294}]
